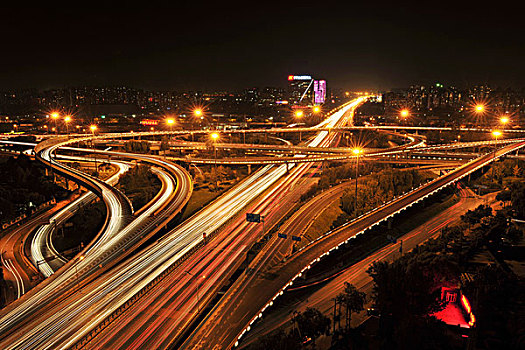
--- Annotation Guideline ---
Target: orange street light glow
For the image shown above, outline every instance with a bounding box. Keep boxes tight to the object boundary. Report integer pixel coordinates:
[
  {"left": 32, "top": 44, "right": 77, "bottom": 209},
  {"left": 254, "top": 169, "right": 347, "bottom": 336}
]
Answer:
[
  {"left": 500, "top": 116, "right": 509, "bottom": 124},
  {"left": 313, "top": 106, "right": 321, "bottom": 113},
  {"left": 352, "top": 148, "right": 362, "bottom": 155},
  {"left": 400, "top": 109, "right": 409, "bottom": 118},
  {"left": 210, "top": 132, "right": 219, "bottom": 140},
  {"left": 166, "top": 118, "right": 175, "bottom": 125},
  {"left": 51, "top": 112, "right": 59, "bottom": 119},
  {"left": 475, "top": 104, "right": 485, "bottom": 113},
  {"left": 64, "top": 116, "right": 71, "bottom": 122},
  {"left": 295, "top": 110, "right": 304, "bottom": 118},
  {"left": 194, "top": 108, "right": 203, "bottom": 116},
  {"left": 90, "top": 125, "right": 97, "bottom": 132},
  {"left": 492, "top": 130, "right": 502, "bottom": 138}
]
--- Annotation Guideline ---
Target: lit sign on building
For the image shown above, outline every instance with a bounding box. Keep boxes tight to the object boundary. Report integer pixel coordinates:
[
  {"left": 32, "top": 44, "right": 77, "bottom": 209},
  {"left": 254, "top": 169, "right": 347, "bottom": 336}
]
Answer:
[
  {"left": 140, "top": 119, "right": 159, "bottom": 126},
  {"left": 288, "top": 75, "right": 312, "bottom": 81},
  {"left": 314, "top": 80, "right": 326, "bottom": 104}
]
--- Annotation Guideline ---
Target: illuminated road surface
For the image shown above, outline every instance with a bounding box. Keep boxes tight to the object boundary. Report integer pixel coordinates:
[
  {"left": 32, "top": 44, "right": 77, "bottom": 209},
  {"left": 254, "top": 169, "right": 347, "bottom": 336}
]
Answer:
[
  {"left": 31, "top": 159, "right": 130, "bottom": 277},
  {"left": 182, "top": 141, "right": 525, "bottom": 349},
  {"left": 0, "top": 141, "right": 192, "bottom": 349},
  {"left": 75, "top": 99, "right": 365, "bottom": 349},
  {"left": 239, "top": 186, "right": 499, "bottom": 347}
]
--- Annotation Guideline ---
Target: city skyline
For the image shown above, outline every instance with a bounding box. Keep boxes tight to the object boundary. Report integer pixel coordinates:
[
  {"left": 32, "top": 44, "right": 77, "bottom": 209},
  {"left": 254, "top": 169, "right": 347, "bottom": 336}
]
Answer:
[{"left": 1, "top": 2, "right": 524, "bottom": 91}]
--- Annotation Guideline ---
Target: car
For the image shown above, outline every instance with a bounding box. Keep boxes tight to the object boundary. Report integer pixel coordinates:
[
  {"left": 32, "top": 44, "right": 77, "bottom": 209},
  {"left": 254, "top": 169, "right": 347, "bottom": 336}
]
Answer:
[{"left": 367, "top": 307, "right": 381, "bottom": 317}]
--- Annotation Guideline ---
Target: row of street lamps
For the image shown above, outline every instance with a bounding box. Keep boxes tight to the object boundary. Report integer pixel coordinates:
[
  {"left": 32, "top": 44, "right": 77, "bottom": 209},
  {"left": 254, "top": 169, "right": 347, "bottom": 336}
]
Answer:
[
  {"left": 398, "top": 104, "right": 513, "bottom": 127},
  {"left": 49, "top": 111, "right": 98, "bottom": 137}
]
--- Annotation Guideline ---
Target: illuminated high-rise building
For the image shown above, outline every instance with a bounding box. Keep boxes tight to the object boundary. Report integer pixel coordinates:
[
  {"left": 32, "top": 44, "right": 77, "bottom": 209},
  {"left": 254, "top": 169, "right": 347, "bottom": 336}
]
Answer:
[{"left": 287, "top": 75, "right": 326, "bottom": 106}]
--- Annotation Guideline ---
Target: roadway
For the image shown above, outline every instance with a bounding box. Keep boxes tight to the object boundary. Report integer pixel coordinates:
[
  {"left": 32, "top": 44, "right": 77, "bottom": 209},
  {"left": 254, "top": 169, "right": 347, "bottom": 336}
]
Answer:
[
  {"left": 0, "top": 140, "right": 193, "bottom": 349},
  {"left": 0, "top": 197, "right": 79, "bottom": 304},
  {"left": 181, "top": 140, "right": 525, "bottom": 349},
  {"left": 59, "top": 98, "right": 365, "bottom": 349},
  {"left": 238, "top": 185, "right": 498, "bottom": 347},
  {"left": 0, "top": 100, "right": 513, "bottom": 348},
  {"left": 30, "top": 158, "right": 130, "bottom": 277}
]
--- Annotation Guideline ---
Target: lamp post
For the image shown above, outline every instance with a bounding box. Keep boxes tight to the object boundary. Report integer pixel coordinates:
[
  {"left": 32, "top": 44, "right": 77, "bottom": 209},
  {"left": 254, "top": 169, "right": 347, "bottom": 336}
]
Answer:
[
  {"left": 491, "top": 130, "right": 502, "bottom": 181},
  {"left": 210, "top": 132, "right": 220, "bottom": 190},
  {"left": 166, "top": 118, "right": 175, "bottom": 132},
  {"left": 194, "top": 108, "right": 203, "bottom": 128},
  {"left": 295, "top": 110, "right": 303, "bottom": 141},
  {"left": 352, "top": 148, "right": 362, "bottom": 215},
  {"left": 185, "top": 271, "right": 205, "bottom": 312},
  {"left": 90, "top": 125, "right": 98, "bottom": 174},
  {"left": 500, "top": 116, "right": 509, "bottom": 127},
  {"left": 51, "top": 112, "right": 59, "bottom": 135},
  {"left": 474, "top": 104, "right": 486, "bottom": 126},
  {"left": 64, "top": 115, "right": 71, "bottom": 136},
  {"left": 400, "top": 109, "right": 409, "bottom": 125}
]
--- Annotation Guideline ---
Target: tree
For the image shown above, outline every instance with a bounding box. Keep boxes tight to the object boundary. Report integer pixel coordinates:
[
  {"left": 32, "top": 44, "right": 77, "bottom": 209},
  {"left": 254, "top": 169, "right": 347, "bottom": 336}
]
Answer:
[
  {"left": 461, "top": 205, "right": 492, "bottom": 231},
  {"left": 251, "top": 329, "right": 300, "bottom": 350},
  {"left": 294, "top": 307, "right": 331, "bottom": 345},
  {"left": 496, "top": 190, "right": 512, "bottom": 207},
  {"left": 338, "top": 282, "right": 366, "bottom": 330},
  {"left": 509, "top": 181, "right": 525, "bottom": 218}
]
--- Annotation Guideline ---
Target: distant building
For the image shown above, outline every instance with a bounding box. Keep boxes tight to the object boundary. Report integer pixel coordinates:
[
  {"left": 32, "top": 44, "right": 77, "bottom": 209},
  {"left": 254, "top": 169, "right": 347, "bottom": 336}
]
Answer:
[{"left": 287, "top": 75, "right": 326, "bottom": 107}]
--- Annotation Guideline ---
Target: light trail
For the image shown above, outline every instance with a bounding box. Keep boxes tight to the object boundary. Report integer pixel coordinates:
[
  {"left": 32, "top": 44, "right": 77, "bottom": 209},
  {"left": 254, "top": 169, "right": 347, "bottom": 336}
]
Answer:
[
  {"left": 75, "top": 98, "right": 364, "bottom": 349},
  {"left": 0, "top": 141, "right": 192, "bottom": 349},
  {"left": 31, "top": 159, "right": 130, "bottom": 277}
]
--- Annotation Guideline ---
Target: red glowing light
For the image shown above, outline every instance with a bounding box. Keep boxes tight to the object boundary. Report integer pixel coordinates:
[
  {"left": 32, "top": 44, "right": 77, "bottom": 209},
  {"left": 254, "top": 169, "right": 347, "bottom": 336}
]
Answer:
[
  {"left": 461, "top": 295, "right": 471, "bottom": 314},
  {"left": 140, "top": 119, "right": 159, "bottom": 126},
  {"left": 288, "top": 75, "right": 294, "bottom": 81}
]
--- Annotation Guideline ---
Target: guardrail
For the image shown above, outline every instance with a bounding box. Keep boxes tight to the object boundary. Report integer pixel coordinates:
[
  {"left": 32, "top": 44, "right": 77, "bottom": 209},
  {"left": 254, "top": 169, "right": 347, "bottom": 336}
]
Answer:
[{"left": 231, "top": 141, "right": 525, "bottom": 348}]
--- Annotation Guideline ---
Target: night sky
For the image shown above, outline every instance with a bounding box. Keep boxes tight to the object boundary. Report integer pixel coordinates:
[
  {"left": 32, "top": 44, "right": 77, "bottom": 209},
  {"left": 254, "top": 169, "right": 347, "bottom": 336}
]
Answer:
[{"left": 1, "top": 1, "right": 524, "bottom": 91}]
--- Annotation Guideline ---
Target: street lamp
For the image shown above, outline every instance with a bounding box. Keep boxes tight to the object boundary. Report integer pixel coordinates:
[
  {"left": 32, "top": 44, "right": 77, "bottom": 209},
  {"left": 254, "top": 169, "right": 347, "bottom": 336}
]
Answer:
[
  {"left": 185, "top": 271, "right": 205, "bottom": 312},
  {"left": 312, "top": 106, "right": 321, "bottom": 114},
  {"left": 295, "top": 110, "right": 304, "bottom": 141},
  {"left": 500, "top": 116, "right": 509, "bottom": 126},
  {"left": 194, "top": 108, "right": 203, "bottom": 117},
  {"left": 90, "top": 125, "right": 98, "bottom": 173},
  {"left": 352, "top": 148, "right": 363, "bottom": 215},
  {"left": 400, "top": 109, "right": 409, "bottom": 125},
  {"left": 51, "top": 112, "right": 59, "bottom": 135},
  {"left": 210, "top": 132, "right": 220, "bottom": 190},
  {"left": 64, "top": 115, "right": 71, "bottom": 136},
  {"left": 491, "top": 130, "right": 502, "bottom": 181},
  {"left": 475, "top": 104, "right": 485, "bottom": 113},
  {"left": 166, "top": 118, "right": 175, "bottom": 132}
]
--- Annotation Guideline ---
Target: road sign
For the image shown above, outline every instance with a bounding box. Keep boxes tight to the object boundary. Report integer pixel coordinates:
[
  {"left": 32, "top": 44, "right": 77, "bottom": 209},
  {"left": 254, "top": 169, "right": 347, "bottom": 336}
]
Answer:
[
  {"left": 278, "top": 233, "right": 288, "bottom": 239},
  {"left": 246, "top": 213, "right": 261, "bottom": 223},
  {"left": 291, "top": 235, "right": 301, "bottom": 241}
]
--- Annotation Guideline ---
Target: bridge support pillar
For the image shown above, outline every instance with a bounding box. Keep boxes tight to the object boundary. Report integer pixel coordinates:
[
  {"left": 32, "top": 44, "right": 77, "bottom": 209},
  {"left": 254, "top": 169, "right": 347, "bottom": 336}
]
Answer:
[
  {"left": 387, "top": 217, "right": 393, "bottom": 230},
  {"left": 285, "top": 161, "right": 289, "bottom": 174},
  {"left": 248, "top": 164, "right": 251, "bottom": 174}
]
